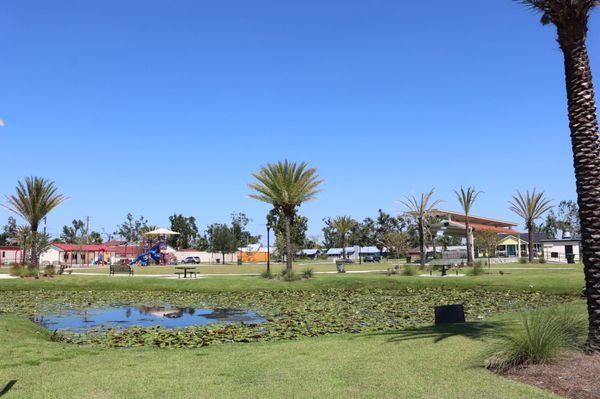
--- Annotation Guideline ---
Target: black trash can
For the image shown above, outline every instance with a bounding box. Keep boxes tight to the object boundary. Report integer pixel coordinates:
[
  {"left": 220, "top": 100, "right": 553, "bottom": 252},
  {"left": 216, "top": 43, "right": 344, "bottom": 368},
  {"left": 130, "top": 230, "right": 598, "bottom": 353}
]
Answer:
[
  {"left": 566, "top": 254, "right": 575, "bottom": 264},
  {"left": 405, "top": 256, "right": 412, "bottom": 264}
]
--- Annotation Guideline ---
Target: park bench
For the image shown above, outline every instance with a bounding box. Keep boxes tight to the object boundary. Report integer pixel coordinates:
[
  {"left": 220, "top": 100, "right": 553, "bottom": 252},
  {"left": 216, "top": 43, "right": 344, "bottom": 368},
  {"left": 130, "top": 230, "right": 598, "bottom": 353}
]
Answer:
[{"left": 109, "top": 264, "right": 134, "bottom": 276}]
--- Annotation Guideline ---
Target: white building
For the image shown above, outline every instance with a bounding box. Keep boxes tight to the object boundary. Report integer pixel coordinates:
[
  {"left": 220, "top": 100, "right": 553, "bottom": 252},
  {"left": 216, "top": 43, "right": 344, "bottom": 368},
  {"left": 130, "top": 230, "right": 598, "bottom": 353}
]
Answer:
[{"left": 540, "top": 237, "right": 581, "bottom": 263}]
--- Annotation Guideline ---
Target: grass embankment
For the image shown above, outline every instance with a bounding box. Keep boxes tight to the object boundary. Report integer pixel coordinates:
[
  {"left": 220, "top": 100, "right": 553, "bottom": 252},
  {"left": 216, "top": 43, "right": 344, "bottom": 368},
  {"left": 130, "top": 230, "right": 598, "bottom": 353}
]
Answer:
[{"left": 0, "top": 314, "right": 563, "bottom": 399}]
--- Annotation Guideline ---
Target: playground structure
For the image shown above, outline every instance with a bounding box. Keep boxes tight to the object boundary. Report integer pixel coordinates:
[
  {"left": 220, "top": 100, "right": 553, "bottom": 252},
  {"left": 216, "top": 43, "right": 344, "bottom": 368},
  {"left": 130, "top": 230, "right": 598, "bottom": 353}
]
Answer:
[
  {"left": 94, "top": 249, "right": 111, "bottom": 265},
  {"left": 128, "top": 228, "right": 179, "bottom": 266}
]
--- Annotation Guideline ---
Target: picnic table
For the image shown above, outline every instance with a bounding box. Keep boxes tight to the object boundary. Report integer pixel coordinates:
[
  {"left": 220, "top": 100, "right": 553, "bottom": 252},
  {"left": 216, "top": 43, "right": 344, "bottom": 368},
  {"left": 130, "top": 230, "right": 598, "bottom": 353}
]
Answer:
[{"left": 174, "top": 266, "right": 197, "bottom": 279}]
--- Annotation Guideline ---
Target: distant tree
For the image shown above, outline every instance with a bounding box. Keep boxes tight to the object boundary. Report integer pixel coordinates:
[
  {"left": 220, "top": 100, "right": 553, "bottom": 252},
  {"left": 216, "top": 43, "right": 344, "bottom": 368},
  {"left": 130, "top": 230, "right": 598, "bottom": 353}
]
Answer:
[
  {"left": 454, "top": 186, "right": 482, "bottom": 266},
  {"left": 539, "top": 200, "right": 580, "bottom": 239},
  {"left": 206, "top": 223, "right": 237, "bottom": 264},
  {"left": 230, "top": 212, "right": 261, "bottom": 249},
  {"left": 322, "top": 217, "right": 341, "bottom": 249},
  {"left": 114, "top": 213, "right": 149, "bottom": 242},
  {"left": 11, "top": 225, "right": 52, "bottom": 264},
  {"left": 380, "top": 231, "right": 409, "bottom": 264},
  {"left": 331, "top": 216, "right": 357, "bottom": 260},
  {"left": 474, "top": 230, "right": 501, "bottom": 268},
  {"left": 399, "top": 189, "right": 443, "bottom": 266},
  {"left": 267, "top": 207, "right": 308, "bottom": 260},
  {"left": 0, "top": 217, "right": 17, "bottom": 246},
  {"left": 60, "top": 219, "right": 86, "bottom": 243},
  {"left": 305, "top": 235, "right": 321, "bottom": 249},
  {"left": 88, "top": 231, "right": 103, "bottom": 244},
  {"left": 509, "top": 189, "right": 553, "bottom": 263},
  {"left": 2, "top": 176, "right": 67, "bottom": 266},
  {"left": 248, "top": 161, "right": 323, "bottom": 271},
  {"left": 194, "top": 235, "right": 210, "bottom": 251},
  {"left": 168, "top": 214, "right": 198, "bottom": 249}
]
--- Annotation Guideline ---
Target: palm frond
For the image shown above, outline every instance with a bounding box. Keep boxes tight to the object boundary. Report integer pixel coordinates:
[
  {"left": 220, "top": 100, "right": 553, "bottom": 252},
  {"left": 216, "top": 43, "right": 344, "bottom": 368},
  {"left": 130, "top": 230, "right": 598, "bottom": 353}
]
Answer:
[{"left": 508, "top": 189, "right": 553, "bottom": 226}]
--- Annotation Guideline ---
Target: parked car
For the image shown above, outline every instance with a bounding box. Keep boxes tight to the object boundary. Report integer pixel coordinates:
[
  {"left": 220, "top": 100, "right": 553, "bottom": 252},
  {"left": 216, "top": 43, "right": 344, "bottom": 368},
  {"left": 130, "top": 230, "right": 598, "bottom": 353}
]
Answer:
[
  {"left": 362, "top": 254, "right": 381, "bottom": 263},
  {"left": 182, "top": 256, "right": 200, "bottom": 264}
]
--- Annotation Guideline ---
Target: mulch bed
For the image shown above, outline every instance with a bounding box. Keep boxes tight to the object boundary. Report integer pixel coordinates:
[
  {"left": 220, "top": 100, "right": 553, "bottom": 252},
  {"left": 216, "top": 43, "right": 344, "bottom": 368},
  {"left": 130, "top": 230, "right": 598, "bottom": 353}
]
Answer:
[{"left": 506, "top": 352, "right": 600, "bottom": 399}]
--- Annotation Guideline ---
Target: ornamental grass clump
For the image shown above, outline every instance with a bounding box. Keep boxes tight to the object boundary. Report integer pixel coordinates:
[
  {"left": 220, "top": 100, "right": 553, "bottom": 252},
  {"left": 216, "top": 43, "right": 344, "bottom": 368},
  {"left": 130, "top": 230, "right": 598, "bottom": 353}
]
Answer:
[
  {"left": 484, "top": 307, "right": 586, "bottom": 372},
  {"left": 401, "top": 265, "right": 417, "bottom": 276},
  {"left": 301, "top": 268, "right": 314, "bottom": 279},
  {"left": 279, "top": 268, "right": 301, "bottom": 282},
  {"left": 259, "top": 270, "right": 274, "bottom": 279},
  {"left": 467, "top": 261, "right": 485, "bottom": 276}
]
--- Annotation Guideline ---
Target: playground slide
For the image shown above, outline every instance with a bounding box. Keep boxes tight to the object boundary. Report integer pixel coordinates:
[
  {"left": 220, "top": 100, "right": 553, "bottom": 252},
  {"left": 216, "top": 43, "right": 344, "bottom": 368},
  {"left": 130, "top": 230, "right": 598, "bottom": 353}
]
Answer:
[{"left": 129, "top": 245, "right": 161, "bottom": 266}]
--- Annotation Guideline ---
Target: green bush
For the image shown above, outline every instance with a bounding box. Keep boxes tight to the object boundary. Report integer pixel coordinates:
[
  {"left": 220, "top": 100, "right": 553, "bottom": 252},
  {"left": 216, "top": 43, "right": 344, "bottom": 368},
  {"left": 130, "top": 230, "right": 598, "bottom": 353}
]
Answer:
[
  {"left": 279, "top": 268, "right": 301, "bottom": 282},
  {"left": 402, "top": 265, "right": 417, "bottom": 276},
  {"left": 484, "top": 307, "right": 586, "bottom": 372},
  {"left": 43, "top": 264, "right": 56, "bottom": 277},
  {"left": 538, "top": 257, "right": 547, "bottom": 264},
  {"left": 259, "top": 269, "right": 274, "bottom": 279},
  {"left": 467, "top": 262, "right": 485, "bottom": 276},
  {"left": 518, "top": 257, "right": 528, "bottom": 264},
  {"left": 301, "top": 268, "right": 314, "bottom": 279},
  {"left": 8, "top": 264, "right": 22, "bottom": 277}
]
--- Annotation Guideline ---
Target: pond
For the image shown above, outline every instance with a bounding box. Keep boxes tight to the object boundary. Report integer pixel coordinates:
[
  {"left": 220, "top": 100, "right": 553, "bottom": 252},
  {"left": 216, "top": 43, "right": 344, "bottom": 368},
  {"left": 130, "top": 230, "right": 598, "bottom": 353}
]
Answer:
[{"left": 32, "top": 306, "right": 267, "bottom": 332}]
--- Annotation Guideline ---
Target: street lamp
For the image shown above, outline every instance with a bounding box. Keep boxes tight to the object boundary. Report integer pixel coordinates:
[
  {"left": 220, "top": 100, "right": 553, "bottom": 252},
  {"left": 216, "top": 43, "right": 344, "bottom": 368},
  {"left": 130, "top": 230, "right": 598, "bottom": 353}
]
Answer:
[{"left": 266, "top": 222, "right": 271, "bottom": 273}]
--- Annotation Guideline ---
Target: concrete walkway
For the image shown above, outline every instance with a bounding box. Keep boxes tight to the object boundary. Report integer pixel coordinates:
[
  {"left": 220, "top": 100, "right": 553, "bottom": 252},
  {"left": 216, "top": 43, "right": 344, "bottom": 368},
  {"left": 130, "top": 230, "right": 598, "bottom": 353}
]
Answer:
[{"left": 70, "top": 269, "right": 389, "bottom": 278}]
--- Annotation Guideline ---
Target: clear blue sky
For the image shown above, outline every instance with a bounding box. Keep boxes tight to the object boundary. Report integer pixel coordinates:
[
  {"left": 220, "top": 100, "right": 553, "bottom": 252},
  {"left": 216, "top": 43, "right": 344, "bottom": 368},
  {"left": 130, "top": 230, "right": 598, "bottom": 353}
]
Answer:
[{"left": 1, "top": 0, "right": 598, "bottom": 241}]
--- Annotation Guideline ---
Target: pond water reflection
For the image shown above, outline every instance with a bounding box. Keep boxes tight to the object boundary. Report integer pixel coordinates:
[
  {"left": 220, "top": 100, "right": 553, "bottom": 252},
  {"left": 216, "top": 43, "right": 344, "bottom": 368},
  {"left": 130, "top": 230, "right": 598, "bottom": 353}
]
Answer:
[{"left": 33, "top": 306, "right": 267, "bottom": 332}]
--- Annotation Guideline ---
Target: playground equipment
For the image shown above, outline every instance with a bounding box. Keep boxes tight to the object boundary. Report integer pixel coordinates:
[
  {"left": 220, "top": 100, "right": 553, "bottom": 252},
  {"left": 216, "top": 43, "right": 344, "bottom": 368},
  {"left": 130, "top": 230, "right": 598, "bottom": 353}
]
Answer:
[
  {"left": 129, "top": 244, "right": 161, "bottom": 266},
  {"left": 93, "top": 249, "right": 111, "bottom": 265}
]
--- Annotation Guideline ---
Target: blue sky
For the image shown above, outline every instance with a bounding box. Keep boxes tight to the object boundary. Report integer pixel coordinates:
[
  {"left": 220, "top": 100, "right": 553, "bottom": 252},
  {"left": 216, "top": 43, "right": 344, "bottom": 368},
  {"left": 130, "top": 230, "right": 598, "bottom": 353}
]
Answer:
[{"left": 1, "top": 0, "right": 598, "bottom": 241}]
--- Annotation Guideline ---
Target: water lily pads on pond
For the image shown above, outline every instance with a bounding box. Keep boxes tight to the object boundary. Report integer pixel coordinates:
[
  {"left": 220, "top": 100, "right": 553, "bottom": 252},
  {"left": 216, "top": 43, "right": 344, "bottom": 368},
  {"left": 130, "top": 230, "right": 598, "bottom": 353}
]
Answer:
[{"left": 0, "top": 288, "right": 569, "bottom": 348}]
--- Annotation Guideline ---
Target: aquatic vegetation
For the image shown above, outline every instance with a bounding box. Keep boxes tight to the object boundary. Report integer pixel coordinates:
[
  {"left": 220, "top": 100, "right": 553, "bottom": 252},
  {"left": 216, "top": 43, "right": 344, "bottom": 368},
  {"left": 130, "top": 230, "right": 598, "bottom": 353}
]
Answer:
[{"left": 0, "top": 288, "right": 569, "bottom": 349}]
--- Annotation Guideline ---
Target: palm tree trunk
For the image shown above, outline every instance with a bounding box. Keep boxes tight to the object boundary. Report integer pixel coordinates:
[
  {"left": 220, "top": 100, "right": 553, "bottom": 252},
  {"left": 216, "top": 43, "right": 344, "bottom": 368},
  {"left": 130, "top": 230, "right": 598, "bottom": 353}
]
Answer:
[
  {"left": 342, "top": 236, "right": 346, "bottom": 260},
  {"left": 558, "top": 29, "right": 600, "bottom": 351},
  {"left": 528, "top": 223, "right": 534, "bottom": 264},
  {"left": 284, "top": 211, "right": 293, "bottom": 272},
  {"left": 418, "top": 217, "right": 425, "bottom": 267},
  {"left": 465, "top": 218, "right": 473, "bottom": 266},
  {"left": 30, "top": 222, "right": 38, "bottom": 268}
]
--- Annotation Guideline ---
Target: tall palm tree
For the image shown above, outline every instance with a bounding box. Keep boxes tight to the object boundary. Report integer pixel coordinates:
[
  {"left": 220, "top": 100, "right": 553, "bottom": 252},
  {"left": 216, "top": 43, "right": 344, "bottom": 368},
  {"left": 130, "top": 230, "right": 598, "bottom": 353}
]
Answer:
[
  {"left": 454, "top": 186, "right": 482, "bottom": 266},
  {"left": 249, "top": 161, "right": 323, "bottom": 272},
  {"left": 508, "top": 189, "right": 553, "bottom": 263},
  {"left": 516, "top": 0, "right": 600, "bottom": 352},
  {"left": 399, "top": 189, "right": 443, "bottom": 266},
  {"left": 3, "top": 177, "right": 67, "bottom": 266},
  {"left": 331, "top": 216, "right": 356, "bottom": 260}
]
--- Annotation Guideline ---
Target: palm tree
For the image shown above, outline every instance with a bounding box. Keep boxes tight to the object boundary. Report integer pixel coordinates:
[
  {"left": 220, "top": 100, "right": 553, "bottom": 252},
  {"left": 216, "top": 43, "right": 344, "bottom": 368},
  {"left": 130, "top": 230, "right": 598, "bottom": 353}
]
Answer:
[
  {"left": 516, "top": 0, "right": 600, "bottom": 352},
  {"left": 399, "top": 189, "right": 443, "bottom": 266},
  {"left": 331, "top": 216, "right": 356, "bottom": 260},
  {"left": 508, "top": 189, "right": 553, "bottom": 263},
  {"left": 454, "top": 186, "right": 482, "bottom": 266},
  {"left": 3, "top": 177, "right": 67, "bottom": 266},
  {"left": 249, "top": 161, "right": 323, "bottom": 272}
]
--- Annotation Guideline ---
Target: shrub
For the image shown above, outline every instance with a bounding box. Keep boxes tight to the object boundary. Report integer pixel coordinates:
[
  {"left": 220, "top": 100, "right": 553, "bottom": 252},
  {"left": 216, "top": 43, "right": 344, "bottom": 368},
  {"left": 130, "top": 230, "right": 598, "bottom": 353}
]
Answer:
[
  {"left": 518, "top": 257, "right": 528, "bottom": 264},
  {"left": 279, "top": 268, "right": 301, "bottom": 282},
  {"left": 301, "top": 268, "right": 314, "bottom": 279},
  {"left": 402, "top": 265, "right": 417, "bottom": 276},
  {"left": 8, "top": 264, "right": 22, "bottom": 277},
  {"left": 43, "top": 264, "right": 56, "bottom": 277},
  {"left": 259, "top": 269, "right": 274, "bottom": 279},
  {"left": 538, "top": 257, "right": 547, "bottom": 264},
  {"left": 484, "top": 307, "right": 586, "bottom": 372},
  {"left": 467, "top": 262, "right": 485, "bottom": 276}
]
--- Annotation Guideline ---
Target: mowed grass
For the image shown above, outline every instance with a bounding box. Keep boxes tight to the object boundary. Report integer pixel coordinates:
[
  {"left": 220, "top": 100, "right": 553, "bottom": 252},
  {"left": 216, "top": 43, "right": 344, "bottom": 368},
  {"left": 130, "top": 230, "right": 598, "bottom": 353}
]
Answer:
[
  {"left": 0, "top": 262, "right": 584, "bottom": 295},
  {"left": 0, "top": 262, "right": 583, "bottom": 398},
  {"left": 0, "top": 315, "right": 562, "bottom": 399}
]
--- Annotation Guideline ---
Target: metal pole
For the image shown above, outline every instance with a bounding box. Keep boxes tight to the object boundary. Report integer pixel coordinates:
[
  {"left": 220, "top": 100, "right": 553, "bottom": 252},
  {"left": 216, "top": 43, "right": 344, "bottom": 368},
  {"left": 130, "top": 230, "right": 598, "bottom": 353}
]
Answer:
[{"left": 266, "top": 225, "right": 271, "bottom": 273}]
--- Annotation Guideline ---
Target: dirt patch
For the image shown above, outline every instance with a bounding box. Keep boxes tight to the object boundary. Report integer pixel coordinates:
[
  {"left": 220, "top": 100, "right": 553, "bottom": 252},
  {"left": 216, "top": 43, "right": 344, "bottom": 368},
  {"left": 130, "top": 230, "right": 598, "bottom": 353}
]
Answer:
[{"left": 506, "top": 352, "right": 600, "bottom": 399}]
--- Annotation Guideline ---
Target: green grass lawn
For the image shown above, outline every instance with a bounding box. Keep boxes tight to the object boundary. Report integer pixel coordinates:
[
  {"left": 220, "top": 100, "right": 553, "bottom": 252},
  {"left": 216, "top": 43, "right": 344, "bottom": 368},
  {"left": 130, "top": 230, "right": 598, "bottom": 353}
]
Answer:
[
  {"left": 0, "top": 262, "right": 585, "bottom": 398},
  {"left": 0, "top": 314, "right": 563, "bottom": 399}
]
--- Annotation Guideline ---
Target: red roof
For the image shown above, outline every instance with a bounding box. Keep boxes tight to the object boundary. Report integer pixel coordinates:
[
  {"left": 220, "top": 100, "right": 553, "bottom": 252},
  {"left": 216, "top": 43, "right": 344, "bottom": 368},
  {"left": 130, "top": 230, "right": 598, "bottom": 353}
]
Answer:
[
  {"left": 105, "top": 245, "right": 142, "bottom": 255},
  {"left": 103, "top": 240, "right": 126, "bottom": 247},
  {"left": 53, "top": 243, "right": 107, "bottom": 252},
  {"left": 0, "top": 246, "right": 20, "bottom": 251}
]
